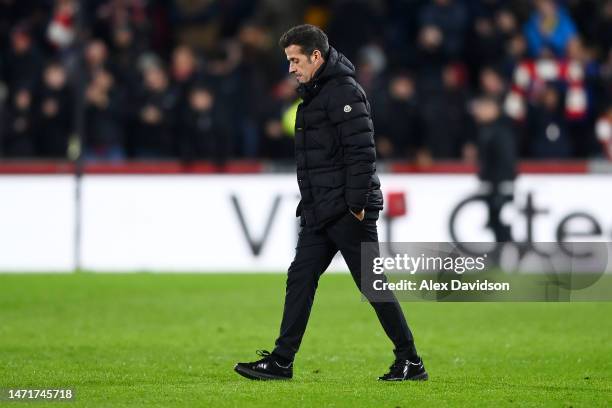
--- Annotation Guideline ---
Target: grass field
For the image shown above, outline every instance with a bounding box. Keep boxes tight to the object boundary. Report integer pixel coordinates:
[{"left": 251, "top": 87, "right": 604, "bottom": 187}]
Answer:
[{"left": 0, "top": 273, "right": 611, "bottom": 407}]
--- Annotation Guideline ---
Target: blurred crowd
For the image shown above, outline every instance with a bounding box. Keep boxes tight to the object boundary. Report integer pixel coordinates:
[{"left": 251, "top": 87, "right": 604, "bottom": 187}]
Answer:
[{"left": 1, "top": 0, "right": 612, "bottom": 163}]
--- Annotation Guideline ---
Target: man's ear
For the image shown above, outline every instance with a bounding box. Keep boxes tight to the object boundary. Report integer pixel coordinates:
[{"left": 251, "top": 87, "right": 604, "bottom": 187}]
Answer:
[{"left": 311, "top": 49, "right": 322, "bottom": 63}]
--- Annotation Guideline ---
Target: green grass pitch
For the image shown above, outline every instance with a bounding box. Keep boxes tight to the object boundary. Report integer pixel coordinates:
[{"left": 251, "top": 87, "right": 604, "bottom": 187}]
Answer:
[{"left": 0, "top": 273, "right": 611, "bottom": 407}]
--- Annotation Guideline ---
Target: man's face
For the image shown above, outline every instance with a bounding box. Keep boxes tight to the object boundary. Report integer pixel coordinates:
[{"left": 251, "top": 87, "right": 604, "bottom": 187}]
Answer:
[
  {"left": 536, "top": 0, "right": 556, "bottom": 17},
  {"left": 284, "top": 45, "right": 323, "bottom": 84}
]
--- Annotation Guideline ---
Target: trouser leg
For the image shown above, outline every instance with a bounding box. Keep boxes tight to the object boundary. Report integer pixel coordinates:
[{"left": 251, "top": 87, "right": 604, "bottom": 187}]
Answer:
[
  {"left": 273, "top": 227, "right": 337, "bottom": 361},
  {"left": 486, "top": 190, "right": 512, "bottom": 242},
  {"left": 328, "top": 212, "right": 418, "bottom": 361}
]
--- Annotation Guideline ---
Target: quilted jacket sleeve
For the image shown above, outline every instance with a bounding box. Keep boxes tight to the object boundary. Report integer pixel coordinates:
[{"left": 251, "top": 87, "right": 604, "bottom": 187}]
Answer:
[{"left": 328, "top": 84, "right": 376, "bottom": 210}]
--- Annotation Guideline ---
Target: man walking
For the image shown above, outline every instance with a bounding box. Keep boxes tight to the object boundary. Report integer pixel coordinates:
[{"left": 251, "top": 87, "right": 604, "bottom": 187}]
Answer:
[{"left": 234, "top": 25, "right": 427, "bottom": 381}]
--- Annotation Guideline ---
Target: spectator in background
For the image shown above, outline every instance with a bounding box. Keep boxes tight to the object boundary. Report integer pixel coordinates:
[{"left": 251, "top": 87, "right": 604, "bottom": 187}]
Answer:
[
  {"left": 84, "top": 39, "right": 113, "bottom": 80},
  {"left": 565, "top": 37, "right": 599, "bottom": 158},
  {"left": 0, "top": 1, "right": 47, "bottom": 49},
  {"left": 524, "top": 0, "right": 577, "bottom": 58},
  {"left": 238, "top": 21, "right": 283, "bottom": 92},
  {"left": 2, "top": 87, "right": 36, "bottom": 157},
  {"left": 36, "top": 61, "right": 73, "bottom": 158},
  {"left": 471, "top": 14, "right": 502, "bottom": 66},
  {"left": 472, "top": 95, "right": 516, "bottom": 242},
  {"left": 238, "top": 21, "right": 286, "bottom": 158},
  {"left": 171, "top": 45, "right": 201, "bottom": 104},
  {"left": 133, "top": 63, "right": 176, "bottom": 158},
  {"left": 90, "top": 0, "right": 151, "bottom": 49},
  {"left": 416, "top": 21, "right": 448, "bottom": 78},
  {"left": 202, "top": 42, "right": 245, "bottom": 157},
  {"left": 371, "top": 72, "right": 422, "bottom": 160},
  {"left": 179, "top": 83, "right": 228, "bottom": 164},
  {"left": 249, "top": 0, "right": 306, "bottom": 44},
  {"left": 381, "top": 0, "right": 422, "bottom": 68},
  {"left": 5, "top": 24, "right": 43, "bottom": 93},
  {"left": 480, "top": 65, "right": 506, "bottom": 96},
  {"left": 419, "top": 63, "right": 473, "bottom": 163},
  {"left": 110, "top": 25, "right": 142, "bottom": 86},
  {"left": 418, "top": 0, "right": 468, "bottom": 61},
  {"left": 501, "top": 33, "right": 528, "bottom": 77},
  {"left": 478, "top": 64, "right": 531, "bottom": 153},
  {"left": 527, "top": 84, "right": 572, "bottom": 158},
  {"left": 355, "top": 44, "right": 387, "bottom": 97},
  {"left": 468, "top": 7, "right": 519, "bottom": 71},
  {"left": 84, "top": 68, "right": 125, "bottom": 160},
  {"left": 258, "top": 75, "right": 297, "bottom": 160},
  {"left": 495, "top": 7, "right": 520, "bottom": 40},
  {"left": 258, "top": 115, "right": 292, "bottom": 160}
]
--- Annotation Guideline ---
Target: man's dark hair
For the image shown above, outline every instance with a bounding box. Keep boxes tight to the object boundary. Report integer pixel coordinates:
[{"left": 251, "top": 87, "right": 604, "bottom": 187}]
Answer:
[{"left": 279, "top": 24, "right": 329, "bottom": 58}]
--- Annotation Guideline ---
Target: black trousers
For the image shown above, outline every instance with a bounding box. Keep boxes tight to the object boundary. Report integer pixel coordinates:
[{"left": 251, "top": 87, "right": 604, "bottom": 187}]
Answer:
[{"left": 272, "top": 211, "right": 418, "bottom": 361}]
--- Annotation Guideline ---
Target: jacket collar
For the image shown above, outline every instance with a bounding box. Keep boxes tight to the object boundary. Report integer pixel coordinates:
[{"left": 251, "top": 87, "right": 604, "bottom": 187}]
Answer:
[{"left": 296, "top": 47, "right": 355, "bottom": 102}]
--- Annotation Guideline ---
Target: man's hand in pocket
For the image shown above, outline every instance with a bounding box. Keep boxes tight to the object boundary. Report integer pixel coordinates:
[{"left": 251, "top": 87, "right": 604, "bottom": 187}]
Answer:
[{"left": 350, "top": 208, "right": 365, "bottom": 221}]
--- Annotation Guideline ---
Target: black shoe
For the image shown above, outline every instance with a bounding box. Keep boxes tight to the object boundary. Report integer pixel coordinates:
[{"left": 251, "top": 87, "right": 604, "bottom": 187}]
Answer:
[
  {"left": 378, "top": 357, "right": 428, "bottom": 381},
  {"left": 234, "top": 350, "right": 293, "bottom": 380}
]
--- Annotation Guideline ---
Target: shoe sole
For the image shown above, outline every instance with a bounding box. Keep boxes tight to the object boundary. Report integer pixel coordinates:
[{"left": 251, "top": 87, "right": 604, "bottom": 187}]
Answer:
[
  {"left": 234, "top": 364, "right": 292, "bottom": 381},
  {"left": 379, "top": 372, "right": 429, "bottom": 381}
]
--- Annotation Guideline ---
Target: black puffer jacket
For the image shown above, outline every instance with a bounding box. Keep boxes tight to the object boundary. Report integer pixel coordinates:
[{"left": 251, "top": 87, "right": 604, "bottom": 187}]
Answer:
[{"left": 294, "top": 47, "right": 383, "bottom": 229}]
